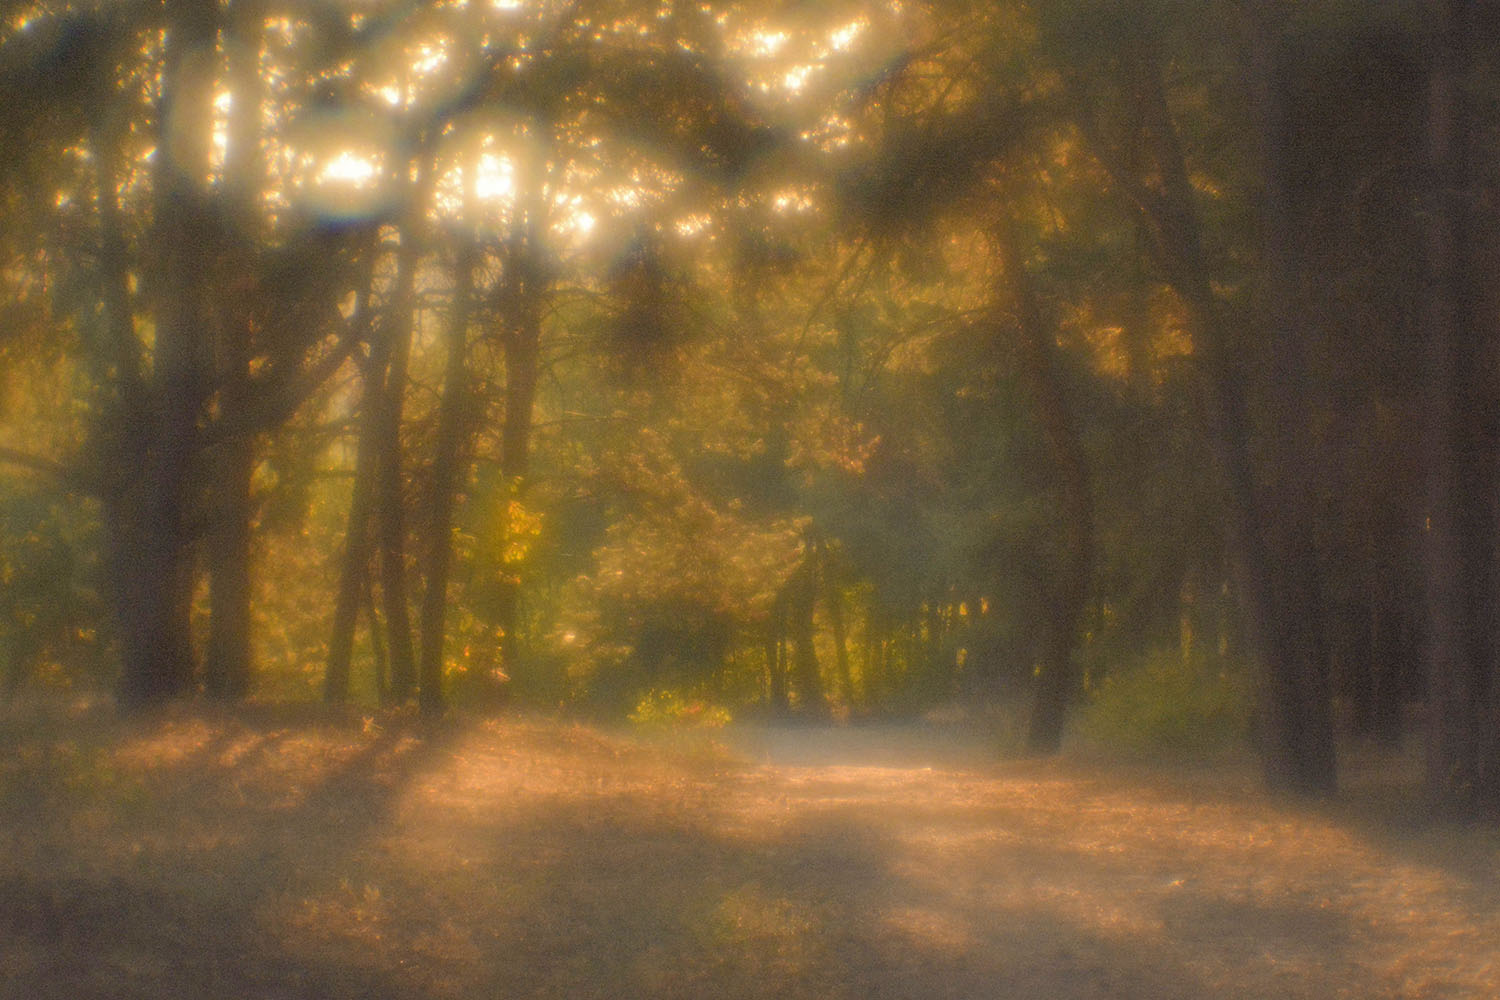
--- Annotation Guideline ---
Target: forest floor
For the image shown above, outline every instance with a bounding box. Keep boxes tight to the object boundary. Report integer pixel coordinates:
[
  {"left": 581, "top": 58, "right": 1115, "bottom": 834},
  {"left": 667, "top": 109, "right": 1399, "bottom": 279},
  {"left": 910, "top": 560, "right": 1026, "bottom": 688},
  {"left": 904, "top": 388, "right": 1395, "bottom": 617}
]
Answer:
[{"left": 1, "top": 702, "right": 1497, "bottom": 1000}]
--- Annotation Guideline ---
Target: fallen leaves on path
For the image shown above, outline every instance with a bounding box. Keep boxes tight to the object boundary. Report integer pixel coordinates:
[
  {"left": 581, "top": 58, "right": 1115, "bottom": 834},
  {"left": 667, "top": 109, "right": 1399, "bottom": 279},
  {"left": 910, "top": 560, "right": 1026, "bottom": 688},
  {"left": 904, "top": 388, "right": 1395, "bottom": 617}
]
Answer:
[{"left": 1, "top": 707, "right": 1496, "bottom": 999}]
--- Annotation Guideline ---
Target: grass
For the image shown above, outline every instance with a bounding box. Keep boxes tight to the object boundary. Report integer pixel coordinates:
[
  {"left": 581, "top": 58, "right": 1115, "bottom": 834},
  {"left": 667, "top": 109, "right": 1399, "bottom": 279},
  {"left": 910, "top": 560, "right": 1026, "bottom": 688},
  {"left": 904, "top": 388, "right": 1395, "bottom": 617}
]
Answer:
[{"left": 1, "top": 700, "right": 1497, "bottom": 999}]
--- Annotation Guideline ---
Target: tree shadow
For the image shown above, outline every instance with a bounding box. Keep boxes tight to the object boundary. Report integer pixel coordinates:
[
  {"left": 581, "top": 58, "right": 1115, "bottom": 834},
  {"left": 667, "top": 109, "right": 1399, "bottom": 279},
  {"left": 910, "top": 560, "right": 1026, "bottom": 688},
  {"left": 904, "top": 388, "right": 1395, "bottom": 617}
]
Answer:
[{"left": 0, "top": 704, "right": 460, "bottom": 1000}]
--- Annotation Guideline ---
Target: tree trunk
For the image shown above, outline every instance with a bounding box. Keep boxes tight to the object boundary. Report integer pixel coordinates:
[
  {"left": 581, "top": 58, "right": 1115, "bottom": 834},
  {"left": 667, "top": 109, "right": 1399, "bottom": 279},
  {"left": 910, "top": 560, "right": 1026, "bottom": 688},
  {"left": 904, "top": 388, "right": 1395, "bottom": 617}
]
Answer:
[
  {"left": 1421, "top": 0, "right": 1500, "bottom": 813},
  {"left": 116, "top": 0, "right": 218, "bottom": 708},
  {"left": 204, "top": 0, "right": 266, "bottom": 702},
  {"left": 416, "top": 238, "right": 477, "bottom": 715},
  {"left": 492, "top": 237, "right": 546, "bottom": 675},
  {"left": 204, "top": 432, "right": 254, "bottom": 701},
  {"left": 819, "top": 538, "right": 856, "bottom": 708},
  {"left": 1070, "top": 26, "right": 1336, "bottom": 793},
  {"left": 992, "top": 218, "right": 1094, "bottom": 755},
  {"left": 324, "top": 250, "right": 396, "bottom": 705},
  {"left": 376, "top": 219, "right": 424, "bottom": 703},
  {"left": 324, "top": 377, "right": 383, "bottom": 704},
  {"left": 787, "top": 546, "right": 826, "bottom": 717},
  {"left": 365, "top": 571, "right": 389, "bottom": 703},
  {"left": 109, "top": 487, "right": 198, "bottom": 708},
  {"left": 766, "top": 601, "right": 790, "bottom": 715},
  {"left": 1242, "top": 3, "right": 1338, "bottom": 793}
]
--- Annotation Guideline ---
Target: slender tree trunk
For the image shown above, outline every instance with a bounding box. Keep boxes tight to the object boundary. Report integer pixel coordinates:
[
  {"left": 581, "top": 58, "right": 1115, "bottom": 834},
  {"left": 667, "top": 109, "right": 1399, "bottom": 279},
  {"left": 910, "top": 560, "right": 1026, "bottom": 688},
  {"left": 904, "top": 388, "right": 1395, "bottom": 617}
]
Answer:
[
  {"left": 766, "top": 601, "right": 790, "bottom": 715},
  {"left": 492, "top": 238, "right": 546, "bottom": 675},
  {"left": 375, "top": 216, "right": 424, "bottom": 703},
  {"left": 993, "top": 218, "right": 1094, "bottom": 755},
  {"left": 322, "top": 250, "right": 393, "bottom": 704},
  {"left": 788, "top": 547, "right": 827, "bottom": 717},
  {"left": 819, "top": 539, "right": 856, "bottom": 707},
  {"left": 324, "top": 380, "right": 384, "bottom": 704},
  {"left": 416, "top": 238, "right": 478, "bottom": 715}
]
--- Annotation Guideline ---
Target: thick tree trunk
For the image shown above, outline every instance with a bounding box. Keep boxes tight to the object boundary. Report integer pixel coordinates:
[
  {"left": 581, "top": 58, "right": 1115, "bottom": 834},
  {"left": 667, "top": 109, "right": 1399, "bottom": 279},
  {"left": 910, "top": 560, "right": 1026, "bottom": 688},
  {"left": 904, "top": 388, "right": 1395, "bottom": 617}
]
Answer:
[
  {"left": 993, "top": 219, "right": 1094, "bottom": 755},
  {"left": 204, "top": 0, "right": 266, "bottom": 702},
  {"left": 1242, "top": 4, "right": 1338, "bottom": 794},
  {"left": 365, "top": 572, "right": 389, "bottom": 702},
  {"left": 1072, "top": 29, "right": 1336, "bottom": 793},
  {"left": 108, "top": 464, "right": 199, "bottom": 708},
  {"left": 204, "top": 432, "right": 254, "bottom": 700},
  {"left": 115, "top": 0, "right": 218, "bottom": 708},
  {"left": 1421, "top": 0, "right": 1500, "bottom": 813}
]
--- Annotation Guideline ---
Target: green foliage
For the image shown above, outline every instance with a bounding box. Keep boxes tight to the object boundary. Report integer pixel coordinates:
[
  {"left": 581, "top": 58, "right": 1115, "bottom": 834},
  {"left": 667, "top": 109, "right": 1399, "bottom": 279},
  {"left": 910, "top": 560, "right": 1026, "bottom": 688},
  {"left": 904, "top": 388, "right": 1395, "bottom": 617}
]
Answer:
[
  {"left": 1080, "top": 648, "right": 1250, "bottom": 757},
  {"left": 0, "top": 490, "right": 106, "bottom": 698},
  {"left": 629, "top": 688, "right": 732, "bottom": 730}
]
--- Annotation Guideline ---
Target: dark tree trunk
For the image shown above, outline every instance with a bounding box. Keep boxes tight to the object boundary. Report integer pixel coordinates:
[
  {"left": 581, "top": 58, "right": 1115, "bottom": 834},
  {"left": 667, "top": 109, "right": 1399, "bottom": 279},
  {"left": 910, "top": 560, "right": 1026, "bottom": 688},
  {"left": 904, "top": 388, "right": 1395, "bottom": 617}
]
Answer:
[
  {"left": 492, "top": 238, "right": 546, "bottom": 676},
  {"left": 819, "top": 538, "right": 856, "bottom": 707},
  {"left": 365, "top": 571, "right": 389, "bottom": 703},
  {"left": 766, "top": 600, "right": 790, "bottom": 715},
  {"left": 324, "top": 377, "right": 384, "bottom": 704},
  {"left": 204, "top": 0, "right": 266, "bottom": 702},
  {"left": 1366, "top": 594, "right": 1410, "bottom": 749},
  {"left": 109, "top": 486, "right": 198, "bottom": 708},
  {"left": 115, "top": 0, "right": 218, "bottom": 708},
  {"left": 787, "top": 547, "right": 826, "bottom": 716},
  {"left": 1421, "top": 0, "right": 1500, "bottom": 813},
  {"left": 376, "top": 223, "right": 423, "bottom": 703},
  {"left": 204, "top": 431, "right": 254, "bottom": 701},
  {"left": 1242, "top": 3, "right": 1338, "bottom": 794},
  {"left": 1070, "top": 27, "right": 1336, "bottom": 793},
  {"left": 324, "top": 254, "right": 394, "bottom": 705},
  {"left": 416, "top": 239, "right": 478, "bottom": 716},
  {"left": 993, "top": 218, "right": 1094, "bottom": 756}
]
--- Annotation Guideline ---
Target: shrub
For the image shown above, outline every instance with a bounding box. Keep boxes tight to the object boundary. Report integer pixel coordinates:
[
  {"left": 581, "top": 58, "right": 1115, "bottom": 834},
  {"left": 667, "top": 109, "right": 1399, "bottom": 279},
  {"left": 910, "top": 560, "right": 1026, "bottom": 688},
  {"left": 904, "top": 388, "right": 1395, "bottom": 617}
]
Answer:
[
  {"left": 628, "top": 689, "right": 732, "bottom": 730},
  {"left": 1080, "top": 648, "right": 1250, "bottom": 757}
]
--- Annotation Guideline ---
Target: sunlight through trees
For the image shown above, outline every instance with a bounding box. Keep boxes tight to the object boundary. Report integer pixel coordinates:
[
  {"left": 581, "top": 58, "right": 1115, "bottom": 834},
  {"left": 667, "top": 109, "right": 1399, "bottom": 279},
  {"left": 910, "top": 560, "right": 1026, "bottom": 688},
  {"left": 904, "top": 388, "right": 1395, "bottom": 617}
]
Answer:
[{"left": 1, "top": 0, "right": 1498, "bottom": 812}]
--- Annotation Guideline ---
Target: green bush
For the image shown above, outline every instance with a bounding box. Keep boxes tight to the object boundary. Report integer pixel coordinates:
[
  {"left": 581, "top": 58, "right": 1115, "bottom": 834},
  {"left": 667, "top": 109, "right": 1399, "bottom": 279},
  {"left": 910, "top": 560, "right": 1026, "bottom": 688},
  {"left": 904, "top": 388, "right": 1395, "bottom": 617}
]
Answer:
[
  {"left": 629, "top": 689, "right": 732, "bottom": 730},
  {"left": 1080, "top": 648, "right": 1250, "bottom": 756}
]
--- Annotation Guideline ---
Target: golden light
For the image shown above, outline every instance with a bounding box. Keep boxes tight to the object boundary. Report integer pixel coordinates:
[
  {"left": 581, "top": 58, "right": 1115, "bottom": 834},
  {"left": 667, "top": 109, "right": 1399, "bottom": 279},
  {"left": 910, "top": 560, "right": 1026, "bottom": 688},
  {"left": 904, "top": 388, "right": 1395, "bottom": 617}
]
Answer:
[
  {"left": 289, "top": 109, "right": 397, "bottom": 220},
  {"left": 319, "top": 151, "right": 381, "bottom": 186},
  {"left": 781, "top": 65, "right": 812, "bottom": 92},
  {"left": 828, "top": 19, "right": 866, "bottom": 52},
  {"left": 675, "top": 213, "right": 712, "bottom": 237},
  {"left": 749, "top": 29, "right": 788, "bottom": 57},
  {"left": 474, "top": 152, "right": 516, "bottom": 203},
  {"left": 568, "top": 211, "right": 597, "bottom": 237},
  {"left": 211, "top": 90, "right": 232, "bottom": 174},
  {"left": 771, "top": 188, "right": 814, "bottom": 214}
]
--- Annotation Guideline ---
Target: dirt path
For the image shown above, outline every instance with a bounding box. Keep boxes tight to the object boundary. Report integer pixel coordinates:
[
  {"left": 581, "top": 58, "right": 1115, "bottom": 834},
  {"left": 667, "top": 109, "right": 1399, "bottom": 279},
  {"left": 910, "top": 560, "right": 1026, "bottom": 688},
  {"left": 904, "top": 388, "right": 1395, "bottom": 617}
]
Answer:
[{"left": 2, "top": 709, "right": 1497, "bottom": 999}]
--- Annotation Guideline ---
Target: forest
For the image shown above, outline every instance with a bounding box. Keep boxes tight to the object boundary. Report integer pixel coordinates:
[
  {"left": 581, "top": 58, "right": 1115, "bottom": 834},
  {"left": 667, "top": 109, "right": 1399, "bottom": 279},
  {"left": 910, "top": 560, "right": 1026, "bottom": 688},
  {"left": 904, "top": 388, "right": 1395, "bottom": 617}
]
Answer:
[{"left": 1, "top": 0, "right": 1499, "bottom": 818}]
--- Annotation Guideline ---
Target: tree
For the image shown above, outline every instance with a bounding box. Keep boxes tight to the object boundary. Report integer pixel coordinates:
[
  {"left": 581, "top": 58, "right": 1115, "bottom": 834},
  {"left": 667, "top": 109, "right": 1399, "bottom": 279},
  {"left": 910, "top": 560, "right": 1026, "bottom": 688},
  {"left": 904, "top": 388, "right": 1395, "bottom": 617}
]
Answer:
[{"left": 1420, "top": 0, "right": 1500, "bottom": 813}]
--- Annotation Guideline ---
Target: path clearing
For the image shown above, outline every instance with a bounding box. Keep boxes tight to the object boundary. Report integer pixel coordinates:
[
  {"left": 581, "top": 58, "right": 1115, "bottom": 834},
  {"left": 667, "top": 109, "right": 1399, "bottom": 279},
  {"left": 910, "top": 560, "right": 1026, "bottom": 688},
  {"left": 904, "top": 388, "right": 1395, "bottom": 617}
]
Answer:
[{"left": 2, "top": 709, "right": 1497, "bottom": 999}]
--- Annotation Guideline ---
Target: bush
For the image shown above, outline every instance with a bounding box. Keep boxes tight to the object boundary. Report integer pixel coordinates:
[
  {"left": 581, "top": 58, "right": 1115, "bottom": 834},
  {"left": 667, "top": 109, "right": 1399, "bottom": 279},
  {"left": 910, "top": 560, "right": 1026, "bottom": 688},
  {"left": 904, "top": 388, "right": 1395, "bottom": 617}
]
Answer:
[
  {"left": 1080, "top": 648, "right": 1250, "bottom": 757},
  {"left": 628, "top": 689, "right": 732, "bottom": 730}
]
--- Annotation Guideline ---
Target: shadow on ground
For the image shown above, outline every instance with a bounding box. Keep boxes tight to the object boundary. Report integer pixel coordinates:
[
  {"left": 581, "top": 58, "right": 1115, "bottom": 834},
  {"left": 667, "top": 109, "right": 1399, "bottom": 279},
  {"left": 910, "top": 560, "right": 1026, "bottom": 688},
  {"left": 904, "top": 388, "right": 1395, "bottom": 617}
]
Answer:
[{"left": 1, "top": 710, "right": 1496, "bottom": 999}]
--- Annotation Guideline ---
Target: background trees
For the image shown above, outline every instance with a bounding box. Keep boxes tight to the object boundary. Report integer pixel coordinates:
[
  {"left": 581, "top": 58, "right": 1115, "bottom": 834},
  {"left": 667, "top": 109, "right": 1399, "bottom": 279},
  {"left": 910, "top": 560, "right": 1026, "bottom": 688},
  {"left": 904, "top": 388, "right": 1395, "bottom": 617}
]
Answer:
[{"left": 2, "top": 0, "right": 1497, "bottom": 812}]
